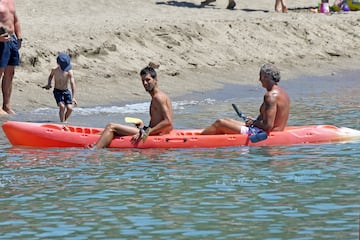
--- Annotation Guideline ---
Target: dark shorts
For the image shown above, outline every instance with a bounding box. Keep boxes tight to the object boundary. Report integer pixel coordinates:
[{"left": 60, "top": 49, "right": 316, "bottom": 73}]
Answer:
[
  {"left": 53, "top": 88, "right": 73, "bottom": 105},
  {"left": 0, "top": 35, "right": 20, "bottom": 68}
]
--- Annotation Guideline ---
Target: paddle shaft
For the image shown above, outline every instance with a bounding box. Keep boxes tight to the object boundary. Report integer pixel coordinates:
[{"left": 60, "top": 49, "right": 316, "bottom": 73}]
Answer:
[
  {"left": 231, "top": 104, "right": 247, "bottom": 121},
  {"left": 231, "top": 103, "right": 268, "bottom": 143}
]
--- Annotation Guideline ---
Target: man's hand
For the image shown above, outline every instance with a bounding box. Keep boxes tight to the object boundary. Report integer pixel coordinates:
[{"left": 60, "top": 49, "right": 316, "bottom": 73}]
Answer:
[
  {"left": 42, "top": 84, "right": 52, "bottom": 90},
  {"left": 0, "top": 33, "right": 9, "bottom": 42},
  {"left": 131, "top": 131, "right": 142, "bottom": 143},
  {"left": 131, "top": 127, "right": 151, "bottom": 144},
  {"left": 245, "top": 117, "right": 255, "bottom": 127}
]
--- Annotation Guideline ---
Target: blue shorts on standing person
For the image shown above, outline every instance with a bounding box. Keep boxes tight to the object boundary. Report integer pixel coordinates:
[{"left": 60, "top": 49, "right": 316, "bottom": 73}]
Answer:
[
  {"left": 53, "top": 88, "right": 73, "bottom": 105},
  {"left": 0, "top": 35, "right": 20, "bottom": 68}
]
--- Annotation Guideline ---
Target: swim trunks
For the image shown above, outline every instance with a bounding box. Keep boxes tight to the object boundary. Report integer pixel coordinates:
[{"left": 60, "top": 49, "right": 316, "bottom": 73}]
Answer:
[
  {"left": 53, "top": 88, "right": 73, "bottom": 105},
  {"left": 0, "top": 35, "right": 20, "bottom": 68},
  {"left": 240, "top": 126, "right": 262, "bottom": 135}
]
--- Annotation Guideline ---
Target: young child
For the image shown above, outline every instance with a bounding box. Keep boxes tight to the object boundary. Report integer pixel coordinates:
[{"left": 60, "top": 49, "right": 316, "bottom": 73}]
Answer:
[{"left": 43, "top": 53, "right": 77, "bottom": 125}]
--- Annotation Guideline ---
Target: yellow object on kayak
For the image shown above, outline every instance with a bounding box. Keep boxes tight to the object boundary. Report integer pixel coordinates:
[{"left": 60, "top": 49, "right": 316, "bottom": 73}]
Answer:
[{"left": 124, "top": 117, "right": 142, "bottom": 124}]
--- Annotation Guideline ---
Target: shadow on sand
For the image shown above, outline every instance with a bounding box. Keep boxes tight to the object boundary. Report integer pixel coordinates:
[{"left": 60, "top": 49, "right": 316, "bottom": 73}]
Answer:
[
  {"left": 156, "top": 1, "right": 315, "bottom": 13},
  {"left": 156, "top": 1, "right": 203, "bottom": 8}
]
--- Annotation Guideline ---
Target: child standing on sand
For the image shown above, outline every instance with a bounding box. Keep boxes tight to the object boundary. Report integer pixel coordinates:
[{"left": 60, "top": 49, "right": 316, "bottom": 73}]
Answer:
[{"left": 43, "top": 53, "right": 77, "bottom": 125}]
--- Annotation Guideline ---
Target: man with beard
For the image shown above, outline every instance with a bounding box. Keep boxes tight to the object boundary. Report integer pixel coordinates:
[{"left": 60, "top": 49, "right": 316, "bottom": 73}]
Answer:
[{"left": 93, "top": 66, "right": 173, "bottom": 149}]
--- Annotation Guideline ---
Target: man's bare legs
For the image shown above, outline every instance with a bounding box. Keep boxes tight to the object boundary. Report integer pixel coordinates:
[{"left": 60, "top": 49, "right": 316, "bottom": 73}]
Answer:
[
  {"left": 58, "top": 103, "right": 66, "bottom": 122},
  {"left": 2, "top": 66, "right": 15, "bottom": 114},
  {"left": 275, "top": 0, "right": 288, "bottom": 12},
  {"left": 94, "top": 123, "right": 139, "bottom": 149},
  {"left": 226, "top": 0, "right": 236, "bottom": 9},
  {"left": 201, "top": 118, "right": 244, "bottom": 135}
]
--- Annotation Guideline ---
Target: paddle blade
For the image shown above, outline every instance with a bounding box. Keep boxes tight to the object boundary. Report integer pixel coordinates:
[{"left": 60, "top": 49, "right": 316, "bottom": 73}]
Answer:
[{"left": 124, "top": 117, "right": 142, "bottom": 124}]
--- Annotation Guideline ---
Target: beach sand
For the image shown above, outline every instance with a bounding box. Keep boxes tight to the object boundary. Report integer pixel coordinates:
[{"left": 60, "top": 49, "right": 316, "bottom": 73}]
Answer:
[{"left": 11, "top": 0, "right": 360, "bottom": 112}]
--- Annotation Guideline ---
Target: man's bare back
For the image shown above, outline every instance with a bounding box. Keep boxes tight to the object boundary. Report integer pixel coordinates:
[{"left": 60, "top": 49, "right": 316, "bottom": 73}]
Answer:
[{"left": 52, "top": 67, "right": 73, "bottom": 90}]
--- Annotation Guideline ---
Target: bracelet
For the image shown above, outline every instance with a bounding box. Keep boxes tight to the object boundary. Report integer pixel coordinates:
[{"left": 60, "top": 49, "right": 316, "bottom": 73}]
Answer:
[
  {"left": 18, "top": 38, "right": 23, "bottom": 42},
  {"left": 138, "top": 126, "right": 148, "bottom": 135}
]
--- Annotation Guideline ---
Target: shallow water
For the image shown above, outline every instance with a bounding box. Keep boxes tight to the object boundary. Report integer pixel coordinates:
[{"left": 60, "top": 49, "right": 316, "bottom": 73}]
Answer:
[{"left": 0, "top": 71, "right": 359, "bottom": 239}]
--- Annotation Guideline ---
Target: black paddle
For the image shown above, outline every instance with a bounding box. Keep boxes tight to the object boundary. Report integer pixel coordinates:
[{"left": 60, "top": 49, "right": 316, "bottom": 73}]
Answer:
[{"left": 231, "top": 104, "right": 268, "bottom": 143}]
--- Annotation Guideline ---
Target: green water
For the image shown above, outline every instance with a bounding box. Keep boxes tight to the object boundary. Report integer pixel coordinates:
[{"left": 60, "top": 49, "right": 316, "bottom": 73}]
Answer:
[{"left": 0, "top": 73, "right": 359, "bottom": 239}]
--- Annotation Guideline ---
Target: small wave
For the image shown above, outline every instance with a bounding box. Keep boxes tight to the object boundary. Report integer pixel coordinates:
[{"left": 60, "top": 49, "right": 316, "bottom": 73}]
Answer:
[{"left": 30, "top": 99, "right": 216, "bottom": 116}]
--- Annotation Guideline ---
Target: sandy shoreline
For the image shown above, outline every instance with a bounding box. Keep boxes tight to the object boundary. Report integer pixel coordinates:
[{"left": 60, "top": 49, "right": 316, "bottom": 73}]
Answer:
[{"left": 9, "top": 0, "right": 360, "bottom": 113}]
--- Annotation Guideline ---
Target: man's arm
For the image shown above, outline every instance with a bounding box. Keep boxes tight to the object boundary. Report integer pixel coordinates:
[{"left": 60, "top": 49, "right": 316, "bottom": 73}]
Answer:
[
  {"left": 14, "top": 13, "right": 21, "bottom": 39},
  {"left": 253, "top": 92, "right": 277, "bottom": 131},
  {"left": 43, "top": 68, "right": 55, "bottom": 89},
  {"left": 69, "top": 71, "right": 77, "bottom": 105},
  {"left": 12, "top": 1, "right": 22, "bottom": 48}
]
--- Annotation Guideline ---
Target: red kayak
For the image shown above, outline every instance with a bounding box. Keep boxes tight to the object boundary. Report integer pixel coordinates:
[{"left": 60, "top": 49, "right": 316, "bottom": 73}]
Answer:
[{"left": 2, "top": 121, "right": 360, "bottom": 148}]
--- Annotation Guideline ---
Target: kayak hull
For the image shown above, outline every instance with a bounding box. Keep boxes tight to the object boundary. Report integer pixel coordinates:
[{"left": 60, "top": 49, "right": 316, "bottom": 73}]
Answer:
[{"left": 2, "top": 121, "right": 360, "bottom": 148}]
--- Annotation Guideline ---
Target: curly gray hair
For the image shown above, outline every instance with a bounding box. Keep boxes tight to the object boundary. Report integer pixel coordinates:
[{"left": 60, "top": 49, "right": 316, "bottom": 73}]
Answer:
[{"left": 260, "top": 64, "right": 281, "bottom": 82}]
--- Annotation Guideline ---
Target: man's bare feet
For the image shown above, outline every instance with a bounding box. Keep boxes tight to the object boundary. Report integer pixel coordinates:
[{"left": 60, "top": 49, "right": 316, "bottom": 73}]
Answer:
[
  {"left": 2, "top": 107, "right": 15, "bottom": 114},
  {"left": 226, "top": 0, "right": 236, "bottom": 10},
  {"left": 0, "top": 108, "right": 8, "bottom": 115},
  {"left": 200, "top": 0, "right": 216, "bottom": 7},
  {"left": 282, "top": 6, "right": 288, "bottom": 13},
  {"left": 62, "top": 125, "right": 70, "bottom": 131}
]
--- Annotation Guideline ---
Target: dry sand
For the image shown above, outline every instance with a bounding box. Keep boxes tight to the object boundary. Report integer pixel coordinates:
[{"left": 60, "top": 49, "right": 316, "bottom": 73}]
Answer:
[{"left": 11, "top": 0, "right": 360, "bottom": 112}]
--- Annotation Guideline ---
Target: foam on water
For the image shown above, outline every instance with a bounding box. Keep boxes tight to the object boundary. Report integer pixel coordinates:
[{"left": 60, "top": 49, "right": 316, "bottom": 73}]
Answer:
[{"left": 26, "top": 99, "right": 216, "bottom": 117}]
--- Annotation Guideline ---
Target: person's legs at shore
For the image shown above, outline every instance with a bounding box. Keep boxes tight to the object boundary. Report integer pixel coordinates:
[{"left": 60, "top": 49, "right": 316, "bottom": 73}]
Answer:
[
  {"left": 58, "top": 102, "right": 66, "bottom": 122},
  {"left": 275, "top": 0, "right": 287, "bottom": 12},
  {"left": 227, "top": 0, "right": 236, "bottom": 9},
  {"left": 94, "top": 123, "right": 139, "bottom": 149},
  {"left": 64, "top": 104, "right": 73, "bottom": 122},
  {"left": 1, "top": 37, "right": 20, "bottom": 114},
  {"left": 281, "top": 0, "right": 287, "bottom": 12},
  {"left": 0, "top": 67, "right": 7, "bottom": 114},
  {"left": 2, "top": 65, "right": 15, "bottom": 114}
]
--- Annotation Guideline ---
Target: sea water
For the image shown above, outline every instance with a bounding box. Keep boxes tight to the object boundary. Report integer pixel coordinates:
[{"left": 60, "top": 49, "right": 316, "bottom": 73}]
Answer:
[{"left": 0, "top": 71, "right": 359, "bottom": 239}]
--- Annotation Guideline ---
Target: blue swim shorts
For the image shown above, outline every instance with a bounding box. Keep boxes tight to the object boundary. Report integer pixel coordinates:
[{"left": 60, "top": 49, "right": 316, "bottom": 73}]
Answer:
[
  {"left": 53, "top": 88, "right": 73, "bottom": 105},
  {"left": 240, "top": 126, "right": 262, "bottom": 135},
  {"left": 0, "top": 35, "right": 20, "bottom": 68}
]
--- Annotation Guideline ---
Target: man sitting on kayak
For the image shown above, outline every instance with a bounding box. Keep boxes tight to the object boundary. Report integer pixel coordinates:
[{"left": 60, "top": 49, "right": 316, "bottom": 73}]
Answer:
[
  {"left": 93, "top": 65, "right": 173, "bottom": 149},
  {"left": 201, "top": 63, "right": 290, "bottom": 135}
]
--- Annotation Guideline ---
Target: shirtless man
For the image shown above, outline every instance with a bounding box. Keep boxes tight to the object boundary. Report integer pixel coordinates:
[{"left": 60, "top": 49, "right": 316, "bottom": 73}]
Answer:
[
  {"left": 93, "top": 66, "right": 173, "bottom": 149},
  {"left": 0, "top": 0, "right": 22, "bottom": 114},
  {"left": 43, "top": 53, "right": 77, "bottom": 124},
  {"left": 201, "top": 63, "right": 290, "bottom": 135}
]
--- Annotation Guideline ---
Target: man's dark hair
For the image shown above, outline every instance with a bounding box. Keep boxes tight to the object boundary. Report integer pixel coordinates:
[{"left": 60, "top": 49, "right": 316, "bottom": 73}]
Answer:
[{"left": 140, "top": 66, "right": 157, "bottom": 79}]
